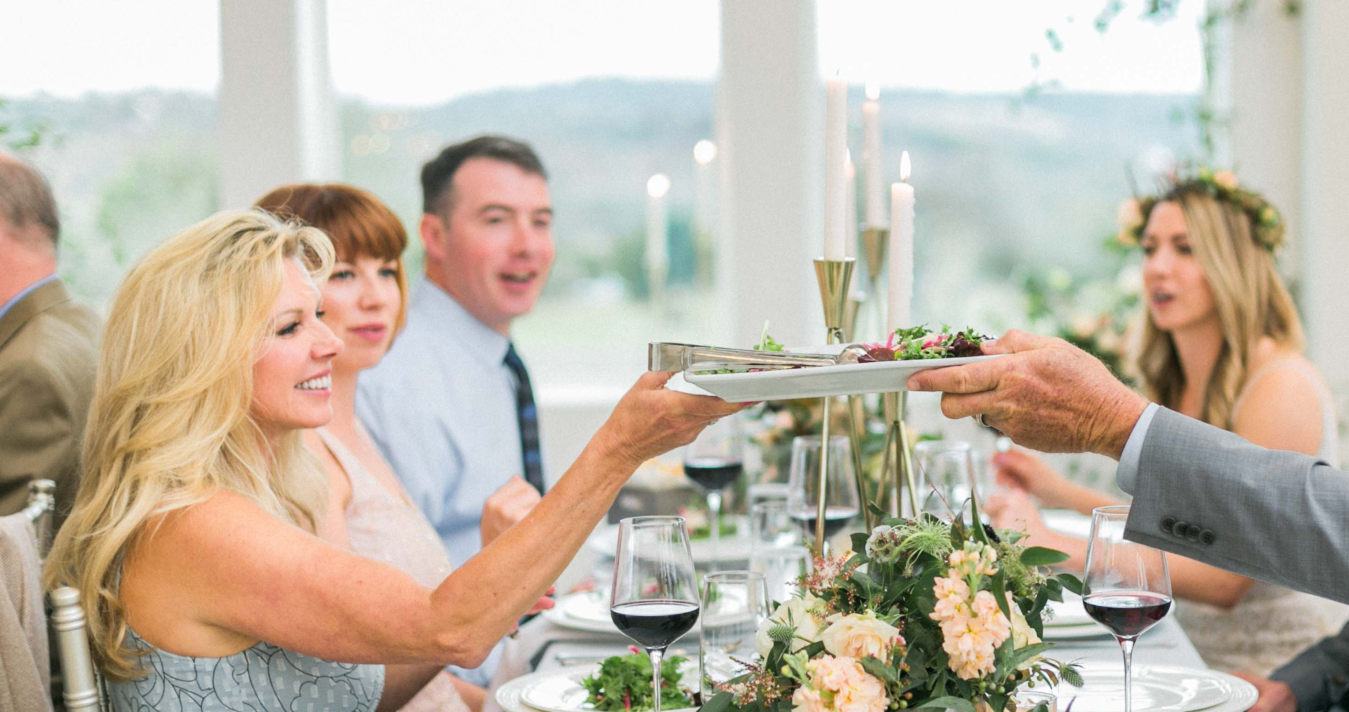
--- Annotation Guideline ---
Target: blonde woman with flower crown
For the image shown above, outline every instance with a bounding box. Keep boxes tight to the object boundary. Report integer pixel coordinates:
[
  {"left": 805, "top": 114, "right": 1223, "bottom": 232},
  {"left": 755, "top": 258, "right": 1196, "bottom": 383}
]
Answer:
[
  {"left": 985, "top": 169, "right": 1349, "bottom": 677},
  {"left": 43, "top": 209, "right": 742, "bottom": 712}
]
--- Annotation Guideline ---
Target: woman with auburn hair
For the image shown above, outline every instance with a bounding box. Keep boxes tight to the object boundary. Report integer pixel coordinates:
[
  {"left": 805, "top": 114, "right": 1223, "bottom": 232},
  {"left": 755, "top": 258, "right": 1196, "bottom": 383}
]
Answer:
[
  {"left": 987, "top": 170, "right": 1347, "bottom": 676},
  {"left": 255, "top": 183, "right": 516, "bottom": 712},
  {"left": 44, "top": 209, "right": 741, "bottom": 712}
]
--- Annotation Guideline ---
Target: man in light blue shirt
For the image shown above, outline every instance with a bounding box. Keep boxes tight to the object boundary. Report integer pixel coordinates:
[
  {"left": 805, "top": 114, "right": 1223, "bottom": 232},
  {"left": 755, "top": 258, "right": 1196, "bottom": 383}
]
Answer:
[{"left": 357, "top": 136, "right": 555, "bottom": 685}]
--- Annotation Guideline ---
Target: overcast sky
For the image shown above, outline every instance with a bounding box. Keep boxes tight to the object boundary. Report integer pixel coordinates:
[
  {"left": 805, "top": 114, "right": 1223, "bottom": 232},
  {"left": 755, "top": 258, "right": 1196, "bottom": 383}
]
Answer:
[{"left": 0, "top": 0, "right": 1204, "bottom": 103}]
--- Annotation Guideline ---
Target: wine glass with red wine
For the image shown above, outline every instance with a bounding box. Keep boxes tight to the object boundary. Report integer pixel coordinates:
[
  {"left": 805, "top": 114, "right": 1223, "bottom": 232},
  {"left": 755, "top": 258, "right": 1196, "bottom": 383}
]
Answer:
[
  {"left": 611, "top": 516, "right": 700, "bottom": 712},
  {"left": 1082, "top": 505, "right": 1172, "bottom": 712},
  {"left": 682, "top": 415, "right": 744, "bottom": 566},
  {"left": 786, "top": 435, "right": 859, "bottom": 552}
]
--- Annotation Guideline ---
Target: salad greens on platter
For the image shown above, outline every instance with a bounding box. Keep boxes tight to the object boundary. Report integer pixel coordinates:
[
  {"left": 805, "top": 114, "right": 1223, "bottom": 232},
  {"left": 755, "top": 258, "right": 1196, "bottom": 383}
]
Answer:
[
  {"left": 581, "top": 652, "right": 695, "bottom": 711},
  {"left": 856, "top": 325, "right": 989, "bottom": 362}
]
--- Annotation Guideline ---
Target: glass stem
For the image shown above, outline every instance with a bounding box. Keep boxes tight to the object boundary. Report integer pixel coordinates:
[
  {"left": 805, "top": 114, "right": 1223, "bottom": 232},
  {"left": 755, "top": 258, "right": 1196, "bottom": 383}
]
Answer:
[
  {"left": 649, "top": 647, "right": 665, "bottom": 712},
  {"left": 1119, "top": 636, "right": 1136, "bottom": 712},
  {"left": 707, "top": 491, "right": 722, "bottom": 571}
]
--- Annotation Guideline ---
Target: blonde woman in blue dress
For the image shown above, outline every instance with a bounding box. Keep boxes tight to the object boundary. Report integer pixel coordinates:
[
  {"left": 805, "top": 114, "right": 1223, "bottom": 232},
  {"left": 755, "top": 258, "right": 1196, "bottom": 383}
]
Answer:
[{"left": 43, "top": 209, "right": 741, "bottom": 711}]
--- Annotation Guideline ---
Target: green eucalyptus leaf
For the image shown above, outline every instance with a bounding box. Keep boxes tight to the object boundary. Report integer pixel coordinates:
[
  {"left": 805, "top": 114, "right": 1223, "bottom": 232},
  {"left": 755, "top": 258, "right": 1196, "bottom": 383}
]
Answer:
[
  {"left": 700, "top": 691, "right": 735, "bottom": 712},
  {"left": 1056, "top": 573, "right": 1085, "bottom": 595},
  {"left": 915, "top": 696, "right": 977, "bottom": 712},
  {"left": 1020, "top": 547, "right": 1071, "bottom": 567}
]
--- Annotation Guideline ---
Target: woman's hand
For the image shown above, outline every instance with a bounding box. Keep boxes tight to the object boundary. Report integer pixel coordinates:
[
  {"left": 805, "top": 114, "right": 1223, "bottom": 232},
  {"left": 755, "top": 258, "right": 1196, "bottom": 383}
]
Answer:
[
  {"left": 985, "top": 490, "right": 1057, "bottom": 548},
  {"left": 592, "top": 372, "right": 749, "bottom": 470},
  {"left": 993, "top": 450, "right": 1070, "bottom": 507},
  {"left": 481, "top": 476, "right": 542, "bottom": 547}
]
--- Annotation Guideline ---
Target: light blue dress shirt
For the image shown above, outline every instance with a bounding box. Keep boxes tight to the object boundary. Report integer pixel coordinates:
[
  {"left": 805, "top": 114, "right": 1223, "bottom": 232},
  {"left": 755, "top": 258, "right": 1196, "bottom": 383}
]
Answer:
[
  {"left": 357, "top": 280, "right": 532, "bottom": 685},
  {"left": 0, "top": 274, "right": 56, "bottom": 323},
  {"left": 1115, "top": 401, "right": 1160, "bottom": 495},
  {"left": 358, "top": 279, "right": 532, "bottom": 564}
]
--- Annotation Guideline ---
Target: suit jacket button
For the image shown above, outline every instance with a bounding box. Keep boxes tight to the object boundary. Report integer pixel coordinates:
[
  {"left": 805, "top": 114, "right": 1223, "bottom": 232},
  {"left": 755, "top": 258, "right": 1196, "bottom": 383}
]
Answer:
[
  {"left": 1161, "top": 516, "right": 1177, "bottom": 533},
  {"left": 1200, "top": 529, "right": 1216, "bottom": 546},
  {"left": 1184, "top": 524, "right": 1201, "bottom": 541},
  {"left": 1173, "top": 521, "right": 1190, "bottom": 537}
]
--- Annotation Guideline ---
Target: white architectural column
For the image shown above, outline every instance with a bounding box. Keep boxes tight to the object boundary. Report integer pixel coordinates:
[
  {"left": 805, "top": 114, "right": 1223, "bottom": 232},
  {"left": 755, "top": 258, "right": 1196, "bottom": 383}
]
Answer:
[
  {"left": 717, "top": 0, "right": 824, "bottom": 346},
  {"left": 218, "top": 0, "right": 339, "bottom": 209},
  {"left": 1219, "top": 0, "right": 1304, "bottom": 262},
  {"left": 1299, "top": 0, "right": 1349, "bottom": 389}
]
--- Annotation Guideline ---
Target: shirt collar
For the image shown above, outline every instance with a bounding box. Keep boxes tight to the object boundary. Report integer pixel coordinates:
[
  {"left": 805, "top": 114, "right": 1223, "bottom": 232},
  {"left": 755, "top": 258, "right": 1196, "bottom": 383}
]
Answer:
[
  {"left": 412, "top": 279, "right": 512, "bottom": 368},
  {"left": 0, "top": 274, "right": 57, "bottom": 324}
]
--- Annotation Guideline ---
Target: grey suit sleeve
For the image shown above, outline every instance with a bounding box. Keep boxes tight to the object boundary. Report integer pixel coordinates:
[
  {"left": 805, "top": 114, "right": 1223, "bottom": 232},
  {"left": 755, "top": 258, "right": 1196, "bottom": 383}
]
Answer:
[
  {"left": 1270, "top": 621, "right": 1349, "bottom": 712},
  {"left": 1124, "top": 407, "right": 1349, "bottom": 605}
]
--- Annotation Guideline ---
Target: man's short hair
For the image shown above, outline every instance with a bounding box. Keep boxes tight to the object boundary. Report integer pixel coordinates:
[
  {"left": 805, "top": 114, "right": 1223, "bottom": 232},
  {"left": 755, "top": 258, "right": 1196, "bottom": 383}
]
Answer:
[
  {"left": 0, "top": 153, "right": 60, "bottom": 249},
  {"left": 420, "top": 135, "right": 548, "bottom": 216}
]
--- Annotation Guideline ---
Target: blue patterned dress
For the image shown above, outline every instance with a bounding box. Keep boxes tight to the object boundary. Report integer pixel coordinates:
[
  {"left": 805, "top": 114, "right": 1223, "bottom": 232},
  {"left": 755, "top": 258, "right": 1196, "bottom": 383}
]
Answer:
[{"left": 108, "top": 629, "right": 384, "bottom": 712}]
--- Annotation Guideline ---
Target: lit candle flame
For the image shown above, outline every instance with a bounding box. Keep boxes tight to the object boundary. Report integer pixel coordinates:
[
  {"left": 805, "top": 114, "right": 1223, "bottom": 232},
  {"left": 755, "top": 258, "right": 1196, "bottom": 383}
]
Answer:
[
  {"left": 866, "top": 81, "right": 880, "bottom": 101},
  {"left": 900, "top": 151, "right": 912, "bottom": 182}
]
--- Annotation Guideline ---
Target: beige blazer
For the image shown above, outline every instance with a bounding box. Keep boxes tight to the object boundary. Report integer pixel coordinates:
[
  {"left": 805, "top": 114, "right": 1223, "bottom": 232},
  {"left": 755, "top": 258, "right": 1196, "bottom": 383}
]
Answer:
[{"left": 0, "top": 279, "right": 99, "bottom": 519}]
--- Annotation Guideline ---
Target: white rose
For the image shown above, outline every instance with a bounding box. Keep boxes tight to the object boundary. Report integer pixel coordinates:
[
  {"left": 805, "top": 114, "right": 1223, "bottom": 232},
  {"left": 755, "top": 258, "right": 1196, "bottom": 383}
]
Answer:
[
  {"left": 1007, "top": 595, "right": 1043, "bottom": 670},
  {"left": 820, "top": 609, "right": 901, "bottom": 660},
  {"left": 756, "top": 593, "right": 826, "bottom": 657}
]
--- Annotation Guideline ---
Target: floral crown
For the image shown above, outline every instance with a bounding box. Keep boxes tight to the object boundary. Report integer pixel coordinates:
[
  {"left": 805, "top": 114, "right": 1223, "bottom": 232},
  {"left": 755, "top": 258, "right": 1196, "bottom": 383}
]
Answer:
[{"left": 1115, "top": 168, "right": 1285, "bottom": 252}]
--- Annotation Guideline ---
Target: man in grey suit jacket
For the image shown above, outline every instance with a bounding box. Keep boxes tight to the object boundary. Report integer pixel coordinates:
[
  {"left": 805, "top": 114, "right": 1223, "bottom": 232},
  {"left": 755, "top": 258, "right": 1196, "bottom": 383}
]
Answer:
[{"left": 906, "top": 330, "right": 1349, "bottom": 712}]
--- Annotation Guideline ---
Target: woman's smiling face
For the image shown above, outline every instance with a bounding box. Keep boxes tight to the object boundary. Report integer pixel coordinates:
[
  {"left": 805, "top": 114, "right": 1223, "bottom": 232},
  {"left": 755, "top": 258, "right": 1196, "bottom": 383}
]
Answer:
[{"left": 250, "top": 259, "right": 343, "bottom": 437}]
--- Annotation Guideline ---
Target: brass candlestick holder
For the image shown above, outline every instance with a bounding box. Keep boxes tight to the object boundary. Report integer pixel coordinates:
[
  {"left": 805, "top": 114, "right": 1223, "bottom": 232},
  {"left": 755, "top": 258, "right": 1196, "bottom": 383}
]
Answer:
[
  {"left": 812, "top": 257, "right": 855, "bottom": 553},
  {"left": 882, "top": 391, "right": 921, "bottom": 518},
  {"left": 847, "top": 227, "right": 891, "bottom": 523}
]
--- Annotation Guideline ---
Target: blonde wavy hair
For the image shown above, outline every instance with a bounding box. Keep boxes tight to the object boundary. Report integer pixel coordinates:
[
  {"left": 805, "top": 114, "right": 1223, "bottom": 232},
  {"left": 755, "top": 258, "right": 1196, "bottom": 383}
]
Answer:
[
  {"left": 43, "top": 209, "right": 336, "bottom": 680},
  {"left": 1136, "top": 189, "right": 1304, "bottom": 428}
]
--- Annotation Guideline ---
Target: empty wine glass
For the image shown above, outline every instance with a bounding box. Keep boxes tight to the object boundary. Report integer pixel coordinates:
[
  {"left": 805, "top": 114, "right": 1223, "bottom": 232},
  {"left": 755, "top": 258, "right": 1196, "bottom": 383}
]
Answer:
[
  {"left": 1082, "top": 505, "right": 1172, "bottom": 712},
  {"left": 749, "top": 500, "right": 810, "bottom": 601},
  {"left": 612, "top": 517, "right": 700, "bottom": 712},
  {"left": 786, "top": 435, "right": 859, "bottom": 552},
  {"left": 913, "top": 440, "right": 976, "bottom": 518},
  {"left": 682, "top": 416, "right": 745, "bottom": 566},
  {"left": 699, "top": 571, "right": 770, "bottom": 699}
]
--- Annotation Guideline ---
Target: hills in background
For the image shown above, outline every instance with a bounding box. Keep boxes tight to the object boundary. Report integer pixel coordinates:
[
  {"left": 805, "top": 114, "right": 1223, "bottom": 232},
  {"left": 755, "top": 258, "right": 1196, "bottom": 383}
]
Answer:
[{"left": 10, "top": 79, "right": 1201, "bottom": 341}]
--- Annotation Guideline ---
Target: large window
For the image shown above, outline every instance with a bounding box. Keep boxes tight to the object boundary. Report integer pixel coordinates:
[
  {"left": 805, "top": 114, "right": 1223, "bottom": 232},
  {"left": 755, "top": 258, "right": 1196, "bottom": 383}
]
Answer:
[
  {"left": 1, "top": 1, "right": 220, "bottom": 310},
  {"left": 817, "top": 1, "right": 1205, "bottom": 341},
  {"left": 328, "top": 0, "right": 723, "bottom": 392}
]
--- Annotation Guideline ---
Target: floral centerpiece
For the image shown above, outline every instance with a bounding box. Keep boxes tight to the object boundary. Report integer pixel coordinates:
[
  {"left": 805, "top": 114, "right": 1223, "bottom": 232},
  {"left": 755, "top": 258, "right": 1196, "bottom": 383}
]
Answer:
[{"left": 702, "top": 501, "right": 1083, "bottom": 712}]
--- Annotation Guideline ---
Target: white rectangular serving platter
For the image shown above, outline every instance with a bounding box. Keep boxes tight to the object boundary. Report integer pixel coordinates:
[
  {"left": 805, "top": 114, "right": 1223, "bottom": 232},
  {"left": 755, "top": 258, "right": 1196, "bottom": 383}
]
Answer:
[{"left": 683, "top": 353, "right": 1002, "bottom": 402}]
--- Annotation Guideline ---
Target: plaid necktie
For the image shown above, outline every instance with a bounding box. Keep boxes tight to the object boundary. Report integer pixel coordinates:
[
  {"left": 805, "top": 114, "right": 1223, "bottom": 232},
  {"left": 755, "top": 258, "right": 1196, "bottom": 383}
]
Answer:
[{"left": 504, "top": 344, "right": 545, "bottom": 493}]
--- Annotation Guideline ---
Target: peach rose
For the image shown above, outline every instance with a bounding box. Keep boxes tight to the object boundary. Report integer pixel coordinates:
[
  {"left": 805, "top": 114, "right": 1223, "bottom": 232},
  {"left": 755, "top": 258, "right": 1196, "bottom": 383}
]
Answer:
[{"left": 821, "top": 610, "right": 902, "bottom": 660}]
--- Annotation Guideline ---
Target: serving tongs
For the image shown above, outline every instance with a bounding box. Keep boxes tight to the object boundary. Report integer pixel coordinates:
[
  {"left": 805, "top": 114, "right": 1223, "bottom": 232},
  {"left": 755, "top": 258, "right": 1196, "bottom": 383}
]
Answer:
[{"left": 648, "top": 342, "right": 863, "bottom": 373}]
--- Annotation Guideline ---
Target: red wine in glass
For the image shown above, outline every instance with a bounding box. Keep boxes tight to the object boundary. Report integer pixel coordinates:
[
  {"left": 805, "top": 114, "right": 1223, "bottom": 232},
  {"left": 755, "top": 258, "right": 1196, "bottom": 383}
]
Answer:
[
  {"left": 1083, "top": 592, "right": 1172, "bottom": 638},
  {"left": 790, "top": 506, "right": 858, "bottom": 540},
  {"left": 683, "top": 457, "right": 744, "bottom": 492},
  {"left": 610, "top": 600, "right": 701, "bottom": 650}
]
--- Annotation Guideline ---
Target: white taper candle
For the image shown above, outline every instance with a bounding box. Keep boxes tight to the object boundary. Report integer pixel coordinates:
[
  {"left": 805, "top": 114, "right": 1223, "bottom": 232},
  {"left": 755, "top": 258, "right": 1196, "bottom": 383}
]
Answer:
[{"left": 887, "top": 152, "right": 915, "bottom": 333}]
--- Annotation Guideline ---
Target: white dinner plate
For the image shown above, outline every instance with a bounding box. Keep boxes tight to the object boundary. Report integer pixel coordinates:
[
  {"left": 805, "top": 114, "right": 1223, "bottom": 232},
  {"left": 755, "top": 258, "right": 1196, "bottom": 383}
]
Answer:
[
  {"left": 1045, "top": 591, "right": 1095, "bottom": 627},
  {"left": 586, "top": 520, "right": 753, "bottom": 564},
  {"left": 495, "top": 661, "right": 697, "bottom": 712},
  {"left": 1053, "top": 664, "right": 1257, "bottom": 712},
  {"left": 542, "top": 593, "right": 621, "bottom": 635},
  {"left": 1041, "top": 622, "right": 1113, "bottom": 640},
  {"left": 684, "top": 354, "right": 1004, "bottom": 402}
]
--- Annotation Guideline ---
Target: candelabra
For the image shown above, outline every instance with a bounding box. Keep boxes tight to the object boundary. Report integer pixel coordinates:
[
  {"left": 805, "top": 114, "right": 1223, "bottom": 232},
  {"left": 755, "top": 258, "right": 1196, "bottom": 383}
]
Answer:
[{"left": 811, "top": 257, "right": 854, "bottom": 553}]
